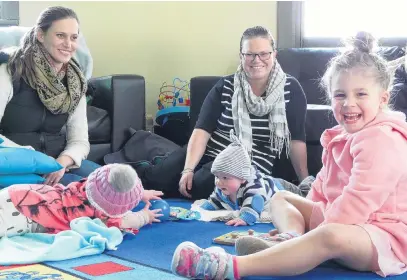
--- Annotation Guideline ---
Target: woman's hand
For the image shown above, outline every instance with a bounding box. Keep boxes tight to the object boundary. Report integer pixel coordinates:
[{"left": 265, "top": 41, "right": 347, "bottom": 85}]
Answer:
[
  {"left": 44, "top": 167, "right": 66, "bottom": 186},
  {"left": 44, "top": 155, "right": 73, "bottom": 185},
  {"left": 179, "top": 171, "right": 194, "bottom": 198},
  {"left": 178, "top": 129, "right": 211, "bottom": 199}
]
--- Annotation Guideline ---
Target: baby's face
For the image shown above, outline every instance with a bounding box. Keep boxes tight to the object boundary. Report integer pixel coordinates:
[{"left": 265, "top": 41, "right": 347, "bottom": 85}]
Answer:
[{"left": 213, "top": 172, "right": 245, "bottom": 196}]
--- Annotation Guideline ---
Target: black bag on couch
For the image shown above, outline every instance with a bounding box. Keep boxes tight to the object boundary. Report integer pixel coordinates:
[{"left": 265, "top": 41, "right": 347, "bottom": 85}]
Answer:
[{"left": 104, "top": 128, "right": 180, "bottom": 167}]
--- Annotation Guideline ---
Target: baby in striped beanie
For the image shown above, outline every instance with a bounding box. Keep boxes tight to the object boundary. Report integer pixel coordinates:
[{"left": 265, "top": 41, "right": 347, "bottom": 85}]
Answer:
[{"left": 201, "top": 130, "right": 281, "bottom": 226}]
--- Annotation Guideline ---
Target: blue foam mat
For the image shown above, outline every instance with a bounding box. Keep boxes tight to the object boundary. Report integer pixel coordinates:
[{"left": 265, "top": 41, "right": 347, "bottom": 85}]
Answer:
[{"left": 108, "top": 199, "right": 406, "bottom": 280}]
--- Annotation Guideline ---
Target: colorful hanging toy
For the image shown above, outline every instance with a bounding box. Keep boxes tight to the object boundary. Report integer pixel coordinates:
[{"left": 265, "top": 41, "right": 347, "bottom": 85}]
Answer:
[{"left": 157, "top": 78, "right": 190, "bottom": 110}]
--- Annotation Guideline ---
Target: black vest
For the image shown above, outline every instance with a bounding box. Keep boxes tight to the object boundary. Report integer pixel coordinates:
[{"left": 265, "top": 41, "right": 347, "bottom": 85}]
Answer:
[{"left": 0, "top": 73, "right": 69, "bottom": 158}]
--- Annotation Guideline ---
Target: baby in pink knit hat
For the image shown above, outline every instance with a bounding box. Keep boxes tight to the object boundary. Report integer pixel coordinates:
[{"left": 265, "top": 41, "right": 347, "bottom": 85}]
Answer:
[{"left": 0, "top": 163, "right": 163, "bottom": 236}]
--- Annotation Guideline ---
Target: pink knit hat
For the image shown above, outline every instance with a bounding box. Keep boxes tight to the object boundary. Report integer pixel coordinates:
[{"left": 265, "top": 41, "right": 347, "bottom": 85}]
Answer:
[{"left": 85, "top": 164, "right": 144, "bottom": 217}]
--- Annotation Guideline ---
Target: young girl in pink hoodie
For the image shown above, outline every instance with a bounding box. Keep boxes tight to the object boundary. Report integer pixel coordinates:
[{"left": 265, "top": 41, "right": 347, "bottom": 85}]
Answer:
[{"left": 171, "top": 31, "right": 407, "bottom": 279}]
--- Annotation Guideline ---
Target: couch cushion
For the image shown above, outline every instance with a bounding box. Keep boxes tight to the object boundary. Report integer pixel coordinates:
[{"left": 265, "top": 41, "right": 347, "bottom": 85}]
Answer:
[
  {"left": 87, "top": 105, "right": 111, "bottom": 144},
  {"left": 391, "top": 64, "right": 407, "bottom": 116},
  {"left": 277, "top": 47, "right": 406, "bottom": 105},
  {"left": 86, "top": 77, "right": 114, "bottom": 115},
  {"left": 189, "top": 76, "right": 222, "bottom": 135},
  {"left": 59, "top": 105, "right": 111, "bottom": 144},
  {"left": 277, "top": 48, "right": 339, "bottom": 104},
  {"left": 306, "top": 104, "right": 337, "bottom": 143},
  {"left": 0, "top": 147, "right": 62, "bottom": 175},
  {"left": 0, "top": 174, "right": 45, "bottom": 188}
]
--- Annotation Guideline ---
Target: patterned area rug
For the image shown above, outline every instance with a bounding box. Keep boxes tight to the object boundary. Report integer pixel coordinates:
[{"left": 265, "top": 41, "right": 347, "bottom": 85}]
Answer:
[
  {"left": 1, "top": 199, "right": 406, "bottom": 280},
  {"left": 0, "top": 254, "right": 183, "bottom": 280}
]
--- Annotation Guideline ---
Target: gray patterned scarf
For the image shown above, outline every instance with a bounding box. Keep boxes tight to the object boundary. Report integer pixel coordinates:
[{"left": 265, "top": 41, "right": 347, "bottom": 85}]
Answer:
[
  {"left": 24, "top": 43, "right": 87, "bottom": 115},
  {"left": 232, "top": 61, "right": 290, "bottom": 157}
]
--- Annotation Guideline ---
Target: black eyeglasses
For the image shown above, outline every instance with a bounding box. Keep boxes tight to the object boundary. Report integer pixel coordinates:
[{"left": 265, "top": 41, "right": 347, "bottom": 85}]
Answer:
[{"left": 241, "top": 52, "right": 272, "bottom": 61}]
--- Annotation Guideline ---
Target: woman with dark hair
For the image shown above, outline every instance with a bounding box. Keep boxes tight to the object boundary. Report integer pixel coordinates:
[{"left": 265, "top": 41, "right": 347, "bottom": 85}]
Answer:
[{"left": 0, "top": 6, "right": 99, "bottom": 185}]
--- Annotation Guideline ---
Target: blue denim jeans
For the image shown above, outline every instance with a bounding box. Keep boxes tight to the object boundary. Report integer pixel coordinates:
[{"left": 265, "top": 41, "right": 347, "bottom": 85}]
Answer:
[{"left": 60, "top": 160, "right": 101, "bottom": 185}]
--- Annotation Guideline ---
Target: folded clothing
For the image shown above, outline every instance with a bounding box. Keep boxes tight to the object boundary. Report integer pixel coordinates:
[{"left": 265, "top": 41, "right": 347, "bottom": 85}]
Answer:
[{"left": 192, "top": 199, "right": 273, "bottom": 223}]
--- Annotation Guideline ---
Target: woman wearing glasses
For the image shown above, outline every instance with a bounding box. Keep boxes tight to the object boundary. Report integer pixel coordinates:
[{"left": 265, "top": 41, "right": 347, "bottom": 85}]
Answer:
[{"left": 139, "top": 26, "right": 308, "bottom": 200}]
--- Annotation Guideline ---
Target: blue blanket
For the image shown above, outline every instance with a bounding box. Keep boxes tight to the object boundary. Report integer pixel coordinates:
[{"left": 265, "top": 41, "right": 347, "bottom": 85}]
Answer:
[{"left": 0, "top": 217, "right": 123, "bottom": 265}]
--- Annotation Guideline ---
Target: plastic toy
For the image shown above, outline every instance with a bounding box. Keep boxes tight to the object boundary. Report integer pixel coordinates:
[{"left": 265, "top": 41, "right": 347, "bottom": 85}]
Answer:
[
  {"left": 157, "top": 78, "right": 190, "bottom": 110},
  {"left": 149, "top": 199, "right": 170, "bottom": 221},
  {"left": 213, "top": 229, "right": 269, "bottom": 246}
]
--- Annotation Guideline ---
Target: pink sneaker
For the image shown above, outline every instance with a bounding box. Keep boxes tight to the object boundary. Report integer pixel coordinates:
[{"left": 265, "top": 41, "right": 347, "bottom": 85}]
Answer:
[{"left": 171, "top": 241, "right": 232, "bottom": 279}]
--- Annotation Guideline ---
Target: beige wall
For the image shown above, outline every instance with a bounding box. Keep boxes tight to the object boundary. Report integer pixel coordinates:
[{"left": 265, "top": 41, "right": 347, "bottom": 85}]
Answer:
[{"left": 20, "top": 1, "right": 277, "bottom": 115}]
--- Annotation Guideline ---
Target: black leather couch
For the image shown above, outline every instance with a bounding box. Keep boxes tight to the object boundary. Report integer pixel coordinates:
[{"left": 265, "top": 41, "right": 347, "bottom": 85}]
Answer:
[
  {"left": 85, "top": 75, "right": 146, "bottom": 164},
  {"left": 183, "top": 46, "right": 406, "bottom": 183}
]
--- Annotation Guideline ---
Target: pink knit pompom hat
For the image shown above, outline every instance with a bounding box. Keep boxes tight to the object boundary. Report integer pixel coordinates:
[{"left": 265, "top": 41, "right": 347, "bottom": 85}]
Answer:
[{"left": 85, "top": 164, "right": 144, "bottom": 217}]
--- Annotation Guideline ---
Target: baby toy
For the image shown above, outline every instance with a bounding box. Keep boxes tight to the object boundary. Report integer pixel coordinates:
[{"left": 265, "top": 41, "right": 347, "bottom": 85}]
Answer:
[
  {"left": 149, "top": 199, "right": 170, "bottom": 221},
  {"left": 213, "top": 229, "right": 269, "bottom": 246}
]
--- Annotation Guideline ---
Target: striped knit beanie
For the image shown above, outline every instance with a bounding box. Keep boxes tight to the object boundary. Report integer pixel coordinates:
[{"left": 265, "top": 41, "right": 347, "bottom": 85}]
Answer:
[{"left": 211, "top": 130, "right": 252, "bottom": 180}]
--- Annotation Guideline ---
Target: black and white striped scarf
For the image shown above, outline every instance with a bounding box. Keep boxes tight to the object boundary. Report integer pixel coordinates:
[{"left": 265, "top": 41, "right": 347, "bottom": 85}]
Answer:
[{"left": 232, "top": 61, "right": 290, "bottom": 157}]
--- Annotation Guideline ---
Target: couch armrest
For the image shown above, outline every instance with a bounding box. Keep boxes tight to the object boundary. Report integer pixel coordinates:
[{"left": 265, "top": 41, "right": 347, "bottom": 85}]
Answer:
[
  {"left": 189, "top": 76, "right": 222, "bottom": 135},
  {"left": 306, "top": 104, "right": 337, "bottom": 144},
  {"left": 87, "top": 75, "right": 146, "bottom": 152}
]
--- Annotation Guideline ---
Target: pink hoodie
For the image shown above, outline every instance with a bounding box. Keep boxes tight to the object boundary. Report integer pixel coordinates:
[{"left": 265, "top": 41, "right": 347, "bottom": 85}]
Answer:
[{"left": 307, "top": 111, "right": 407, "bottom": 265}]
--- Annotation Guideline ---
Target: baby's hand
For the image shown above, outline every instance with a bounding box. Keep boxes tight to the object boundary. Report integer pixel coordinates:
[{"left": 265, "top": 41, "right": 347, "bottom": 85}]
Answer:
[
  {"left": 143, "top": 189, "right": 164, "bottom": 203},
  {"left": 226, "top": 218, "right": 247, "bottom": 227},
  {"left": 142, "top": 201, "right": 163, "bottom": 224}
]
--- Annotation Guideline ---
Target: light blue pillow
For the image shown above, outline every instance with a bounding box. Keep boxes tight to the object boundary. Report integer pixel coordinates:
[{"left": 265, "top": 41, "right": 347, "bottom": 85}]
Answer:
[
  {"left": 0, "top": 147, "right": 62, "bottom": 175},
  {"left": 0, "top": 174, "right": 45, "bottom": 188},
  {"left": 0, "top": 138, "right": 3, "bottom": 144}
]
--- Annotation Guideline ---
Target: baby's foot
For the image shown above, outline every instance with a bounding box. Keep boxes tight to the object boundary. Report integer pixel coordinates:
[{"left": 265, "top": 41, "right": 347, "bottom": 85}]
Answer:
[
  {"left": 171, "top": 241, "right": 232, "bottom": 279},
  {"left": 235, "top": 231, "right": 299, "bottom": 256}
]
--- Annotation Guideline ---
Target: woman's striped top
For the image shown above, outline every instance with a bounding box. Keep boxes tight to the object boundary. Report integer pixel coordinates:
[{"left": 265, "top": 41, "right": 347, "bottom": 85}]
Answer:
[{"left": 195, "top": 74, "right": 306, "bottom": 175}]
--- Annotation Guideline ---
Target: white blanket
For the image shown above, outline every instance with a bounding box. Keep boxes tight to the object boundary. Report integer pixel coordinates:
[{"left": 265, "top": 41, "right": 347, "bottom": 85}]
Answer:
[{"left": 192, "top": 199, "right": 273, "bottom": 223}]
